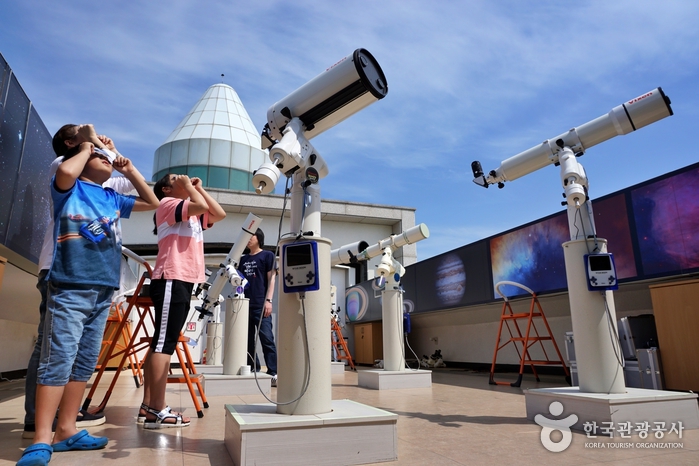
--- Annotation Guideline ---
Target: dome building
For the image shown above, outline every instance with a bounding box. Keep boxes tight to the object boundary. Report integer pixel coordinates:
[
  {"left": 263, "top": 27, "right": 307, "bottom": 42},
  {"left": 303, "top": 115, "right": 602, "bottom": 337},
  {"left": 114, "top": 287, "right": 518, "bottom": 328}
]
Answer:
[{"left": 152, "top": 83, "right": 266, "bottom": 191}]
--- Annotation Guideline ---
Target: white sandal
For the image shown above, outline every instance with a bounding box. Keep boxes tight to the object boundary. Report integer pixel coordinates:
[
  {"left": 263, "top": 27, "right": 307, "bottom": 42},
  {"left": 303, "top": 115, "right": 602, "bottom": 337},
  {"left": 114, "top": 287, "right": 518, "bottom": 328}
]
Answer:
[
  {"left": 143, "top": 406, "right": 190, "bottom": 429},
  {"left": 137, "top": 403, "right": 148, "bottom": 424}
]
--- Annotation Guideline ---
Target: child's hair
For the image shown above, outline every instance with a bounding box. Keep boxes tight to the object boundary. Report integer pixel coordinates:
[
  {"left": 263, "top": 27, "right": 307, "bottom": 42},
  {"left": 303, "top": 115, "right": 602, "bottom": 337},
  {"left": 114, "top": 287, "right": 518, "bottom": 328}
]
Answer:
[
  {"left": 52, "top": 124, "right": 78, "bottom": 157},
  {"left": 152, "top": 174, "right": 173, "bottom": 235},
  {"left": 153, "top": 173, "right": 172, "bottom": 201}
]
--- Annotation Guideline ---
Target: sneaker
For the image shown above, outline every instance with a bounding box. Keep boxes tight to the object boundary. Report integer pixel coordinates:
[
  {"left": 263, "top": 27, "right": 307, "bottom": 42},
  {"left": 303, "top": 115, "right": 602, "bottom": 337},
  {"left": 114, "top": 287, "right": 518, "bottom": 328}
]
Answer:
[
  {"left": 271, "top": 374, "right": 277, "bottom": 387},
  {"left": 76, "top": 409, "right": 106, "bottom": 427}
]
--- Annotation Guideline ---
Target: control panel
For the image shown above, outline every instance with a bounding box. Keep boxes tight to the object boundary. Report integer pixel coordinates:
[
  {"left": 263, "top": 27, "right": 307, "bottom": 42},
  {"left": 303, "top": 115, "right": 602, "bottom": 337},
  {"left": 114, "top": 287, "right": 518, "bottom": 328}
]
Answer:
[
  {"left": 282, "top": 241, "right": 320, "bottom": 293},
  {"left": 584, "top": 253, "right": 618, "bottom": 291}
]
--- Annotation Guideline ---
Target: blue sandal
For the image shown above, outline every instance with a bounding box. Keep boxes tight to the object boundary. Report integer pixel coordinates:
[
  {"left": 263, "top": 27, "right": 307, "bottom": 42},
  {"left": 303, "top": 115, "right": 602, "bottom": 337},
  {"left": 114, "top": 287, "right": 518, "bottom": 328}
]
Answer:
[
  {"left": 17, "top": 443, "right": 52, "bottom": 466},
  {"left": 52, "top": 430, "right": 108, "bottom": 452}
]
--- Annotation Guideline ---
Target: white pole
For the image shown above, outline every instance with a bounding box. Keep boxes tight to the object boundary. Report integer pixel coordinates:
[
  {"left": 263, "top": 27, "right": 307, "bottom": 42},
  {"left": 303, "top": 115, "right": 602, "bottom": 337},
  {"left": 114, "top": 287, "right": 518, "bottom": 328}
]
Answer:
[
  {"left": 563, "top": 238, "right": 625, "bottom": 393},
  {"left": 381, "top": 282, "right": 405, "bottom": 372},
  {"left": 222, "top": 297, "right": 250, "bottom": 375},
  {"left": 277, "top": 172, "right": 332, "bottom": 414},
  {"left": 205, "top": 322, "right": 223, "bottom": 366}
]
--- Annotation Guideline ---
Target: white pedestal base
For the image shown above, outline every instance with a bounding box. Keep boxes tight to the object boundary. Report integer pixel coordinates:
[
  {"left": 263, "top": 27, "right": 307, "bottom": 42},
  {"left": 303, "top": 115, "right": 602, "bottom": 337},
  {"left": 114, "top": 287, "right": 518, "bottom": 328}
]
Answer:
[
  {"left": 331, "top": 361, "right": 347, "bottom": 374},
  {"left": 224, "top": 399, "right": 397, "bottom": 466},
  {"left": 202, "top": 373, "right": 272, "bottom": 396},
  {"left": 357, "top": 369, "right": 432, "bottom": 390},
  {"left": 195, "top": 364, "right": 223, "bottom": 374},
  {"left": 525, "top": 386, "right": 699, "bottom": 433}
]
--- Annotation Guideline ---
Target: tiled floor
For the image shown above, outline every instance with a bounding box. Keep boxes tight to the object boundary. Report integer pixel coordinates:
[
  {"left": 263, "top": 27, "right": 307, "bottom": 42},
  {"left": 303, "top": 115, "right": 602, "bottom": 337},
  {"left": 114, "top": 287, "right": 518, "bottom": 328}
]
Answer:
[{"left": 1, "top": 368, "right": 698, "bottom": 465}]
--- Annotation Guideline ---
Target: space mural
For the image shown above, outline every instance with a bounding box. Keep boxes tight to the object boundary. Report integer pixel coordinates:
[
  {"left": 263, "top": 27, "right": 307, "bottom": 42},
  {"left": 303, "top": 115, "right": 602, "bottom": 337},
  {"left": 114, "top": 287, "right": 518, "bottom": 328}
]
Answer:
[
  {"left": 346, "top": 162, "right": 699, "bottom": 319},
  {"left": 490, "top": 213, "right": 570, "bottom": 299}
]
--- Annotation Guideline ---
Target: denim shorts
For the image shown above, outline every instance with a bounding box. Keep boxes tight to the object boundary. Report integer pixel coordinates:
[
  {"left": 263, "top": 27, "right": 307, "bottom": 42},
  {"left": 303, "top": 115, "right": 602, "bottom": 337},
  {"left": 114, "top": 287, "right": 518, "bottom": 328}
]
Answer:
[{"left": 37, "top": 281, "right": 114, "bottom": 385}]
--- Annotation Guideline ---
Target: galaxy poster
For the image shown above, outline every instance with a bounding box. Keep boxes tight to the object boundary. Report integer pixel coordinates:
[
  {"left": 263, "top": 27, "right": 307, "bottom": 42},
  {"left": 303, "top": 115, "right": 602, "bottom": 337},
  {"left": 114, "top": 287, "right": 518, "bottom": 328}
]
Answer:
[
  {"left": 630, "top": 166, "right": 699, "bottom": 276},
  {"left": 412, "top": 241, "right": 492, "bottom": 313},
  {"left": 0, "top": 61, "right": 54, "bottom": 263},
  {"left": 344, "top": 280, "right": 383, "bottom": 323},
  {"left": 490, "top": 212, "right": 570, "bottom": 299},
  {"left": 592, "top": 193, "right": 637, "bottom": 280}
]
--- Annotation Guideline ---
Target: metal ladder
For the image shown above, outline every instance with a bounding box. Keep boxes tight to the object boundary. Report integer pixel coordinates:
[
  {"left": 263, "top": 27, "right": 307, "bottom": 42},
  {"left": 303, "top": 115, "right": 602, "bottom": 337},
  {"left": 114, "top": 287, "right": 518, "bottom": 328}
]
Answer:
[
  {"left": 331, "top": 317, "right": 355, "bottom": 371},
  {"left": 490, "top": 281, "right": 570, "bottom": 387}
]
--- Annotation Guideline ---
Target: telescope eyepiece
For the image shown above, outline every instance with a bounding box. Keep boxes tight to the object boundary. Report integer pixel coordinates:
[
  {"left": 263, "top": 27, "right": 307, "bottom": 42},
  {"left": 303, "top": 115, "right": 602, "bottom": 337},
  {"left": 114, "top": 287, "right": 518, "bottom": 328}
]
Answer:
[{"left": 471, "top": 161, "right": 484, "bottom": 178}]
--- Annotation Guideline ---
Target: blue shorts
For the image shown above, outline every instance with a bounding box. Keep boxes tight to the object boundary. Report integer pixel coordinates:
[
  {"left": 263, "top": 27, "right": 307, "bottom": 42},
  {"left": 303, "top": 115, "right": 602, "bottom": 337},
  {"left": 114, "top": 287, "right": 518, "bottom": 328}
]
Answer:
[{"left": 37, "top": 281, "right": 114, "bottom": 385}]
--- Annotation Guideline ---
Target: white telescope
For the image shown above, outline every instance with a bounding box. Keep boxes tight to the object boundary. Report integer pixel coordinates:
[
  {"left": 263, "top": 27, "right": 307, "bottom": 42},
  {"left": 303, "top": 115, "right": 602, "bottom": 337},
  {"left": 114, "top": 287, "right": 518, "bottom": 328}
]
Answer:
[
  {"left": 355, "top": 223, "right": 430, "bottom": 262},
  {"left": 261, "top": 48, "right": 388, "bottom": 150},
  {"left": 472, "top": 88, "right": 673, "bottom": 188},
  {"left": 330, "top": 240, "right": 369, "bottom": 267},
  {"left": 469, "top": 87, "right": 675, "bottom": 395},
  {"left": 254, "top": 49, "right": 388, "bottom": 196},
  {"left": 253, "top": 49, "right": 389, "bottom": 417},
  {"left": 195, "top": 213, "right": 262, "bottom": 318}
]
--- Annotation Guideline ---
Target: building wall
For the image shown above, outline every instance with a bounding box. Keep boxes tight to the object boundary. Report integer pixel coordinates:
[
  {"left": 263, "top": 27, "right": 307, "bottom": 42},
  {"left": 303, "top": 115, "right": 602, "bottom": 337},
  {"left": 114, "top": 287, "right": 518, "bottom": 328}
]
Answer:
[{"left": 407, "top": 282, "right": 656, "bottom": 367}]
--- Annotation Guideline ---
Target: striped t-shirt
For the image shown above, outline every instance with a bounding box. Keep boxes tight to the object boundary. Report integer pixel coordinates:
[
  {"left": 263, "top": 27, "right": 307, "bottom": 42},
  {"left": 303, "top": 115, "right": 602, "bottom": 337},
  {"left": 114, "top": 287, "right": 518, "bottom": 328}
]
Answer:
[{"left": 152, "top": 197, "right": 210, "bottom": 284}]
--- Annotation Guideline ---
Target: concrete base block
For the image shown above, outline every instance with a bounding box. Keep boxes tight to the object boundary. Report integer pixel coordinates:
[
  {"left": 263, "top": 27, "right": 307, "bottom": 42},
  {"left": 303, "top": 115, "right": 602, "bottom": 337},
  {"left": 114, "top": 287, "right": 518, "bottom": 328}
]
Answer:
[
  {"left": 195, "top": 364, "right": 224, "bottom": 374},
  {"left": 525, "top": 386, "right": 699, "bottom": 433},
  {"left": 331, "top": 361, "right": 347, "bottom": 374},
  {"left": 357, "top": 369, "right": 432, "bottom": 390},
  {"left": 224, "top": 399, "right": 398, "bottom": 465},
  {"left": 203, "top": 373, "right": 272, "bottom": 396}
]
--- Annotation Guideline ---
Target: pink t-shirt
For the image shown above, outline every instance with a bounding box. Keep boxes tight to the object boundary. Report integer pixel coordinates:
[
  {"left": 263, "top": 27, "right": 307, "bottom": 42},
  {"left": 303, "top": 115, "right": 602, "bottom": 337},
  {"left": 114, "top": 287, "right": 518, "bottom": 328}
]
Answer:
[{"left": 152, "top": 197, "right": 210, "bottom": 283}]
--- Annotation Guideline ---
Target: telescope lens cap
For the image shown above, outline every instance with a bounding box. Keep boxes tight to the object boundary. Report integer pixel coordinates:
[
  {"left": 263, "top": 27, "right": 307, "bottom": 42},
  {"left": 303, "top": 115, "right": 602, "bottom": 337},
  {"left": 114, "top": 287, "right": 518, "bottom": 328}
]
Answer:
[{"left": 353, "top": 49, "right": 388, "bottom": 99}]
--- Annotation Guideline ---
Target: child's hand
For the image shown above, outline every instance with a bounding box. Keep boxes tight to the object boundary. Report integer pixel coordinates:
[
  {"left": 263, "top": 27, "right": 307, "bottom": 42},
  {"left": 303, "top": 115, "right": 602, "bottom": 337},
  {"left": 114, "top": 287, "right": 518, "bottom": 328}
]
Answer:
[
  {"left": 76, "top": 124, "right": 99, "bottom": 143},
  {"left": 79, "top": 141, "right": 95, "bottom": 155},
  {"left": 173, "top": 174, "right": 193, "bottom": 189},
  {"left": 97, "top": 134, "right": 116, "bottom": 152},
  {"left": 191, "top": 177, "right": 204, "bottom": 190},
  {"left": 112, "top": 156, "right": 134, "bottom": 174}
]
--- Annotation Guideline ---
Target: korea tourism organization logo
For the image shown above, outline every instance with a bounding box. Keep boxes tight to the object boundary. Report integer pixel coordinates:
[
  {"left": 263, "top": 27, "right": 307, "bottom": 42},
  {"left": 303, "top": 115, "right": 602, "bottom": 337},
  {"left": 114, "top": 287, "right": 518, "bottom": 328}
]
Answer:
[
  {"left": 534, "top": 401, "right": 685, "bottom": 452},
  {"left": 534, "top": 401, "right": 577, "bottom": 452}
]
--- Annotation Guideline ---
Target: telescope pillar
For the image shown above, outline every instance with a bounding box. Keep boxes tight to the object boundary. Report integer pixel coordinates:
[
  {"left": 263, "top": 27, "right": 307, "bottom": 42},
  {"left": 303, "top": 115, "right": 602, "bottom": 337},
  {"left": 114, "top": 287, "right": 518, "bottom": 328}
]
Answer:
[
  {"left": 358, "top": 255, "right": 432, "bottom": 391},
  {"left": 222, "top": 297, "right": 250, "bottom": 376},
  {"left": 276, "top": 171, "right": 332, "bottom": 414},
  {"left": 196, "top": 296, "right": 273, "bottom": 396},
  {"left": 381, "top": 280, "right": 405, "bottom": 371},
  {"left": 276, "top": 235, "right": 332, "bottom": 414},
  {"left": 559, "top": 147, "right": 625, "bottom": 394},
  {"left": 525, "top": 149, "right": 698, "bottom": 433},
  {"left": 563, "top": 238, "right": 625, "bottom": 393},
  {"left": 381, "top": 277, "right": 405, "bottom": 372}
]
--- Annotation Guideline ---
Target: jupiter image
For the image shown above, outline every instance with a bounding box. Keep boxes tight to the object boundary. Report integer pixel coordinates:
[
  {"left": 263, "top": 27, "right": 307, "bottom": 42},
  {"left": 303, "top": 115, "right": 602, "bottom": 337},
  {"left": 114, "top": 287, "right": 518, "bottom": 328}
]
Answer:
[{"left": 435, "top": 254, "right": 466, "bottom": 306}]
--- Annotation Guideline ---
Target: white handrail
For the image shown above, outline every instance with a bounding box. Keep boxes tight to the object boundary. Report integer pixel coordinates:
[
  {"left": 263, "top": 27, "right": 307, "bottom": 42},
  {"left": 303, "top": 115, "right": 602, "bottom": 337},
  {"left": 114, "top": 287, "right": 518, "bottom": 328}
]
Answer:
[{"left": 494, "top": 280, "right": 535, "bottom": 301}]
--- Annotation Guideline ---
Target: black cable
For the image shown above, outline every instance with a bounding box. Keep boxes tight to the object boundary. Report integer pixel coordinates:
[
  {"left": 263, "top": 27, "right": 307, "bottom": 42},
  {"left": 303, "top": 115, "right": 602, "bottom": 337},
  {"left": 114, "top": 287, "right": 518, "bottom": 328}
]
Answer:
[
  {"left": 251, "top": 292, "right": 312, "bottom": 406},
  {"left": 273, "top": 175, "right": 292, "bottom": 261}
]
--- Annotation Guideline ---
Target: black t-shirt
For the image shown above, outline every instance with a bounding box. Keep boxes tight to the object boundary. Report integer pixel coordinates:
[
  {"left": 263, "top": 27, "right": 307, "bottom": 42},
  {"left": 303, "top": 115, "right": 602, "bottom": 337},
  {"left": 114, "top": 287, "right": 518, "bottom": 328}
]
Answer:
[{"left": 239, "top": 250, "right": 275, "bottom": 310}]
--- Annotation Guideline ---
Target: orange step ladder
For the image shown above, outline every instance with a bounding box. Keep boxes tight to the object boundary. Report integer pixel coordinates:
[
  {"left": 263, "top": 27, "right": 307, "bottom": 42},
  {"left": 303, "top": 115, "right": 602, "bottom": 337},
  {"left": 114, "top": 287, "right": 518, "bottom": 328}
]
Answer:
[
  {"left": 83, "top": 248, "right": 208, "bottom": 418},
  {"left": 489, "top": 281, "right": 570, "bottom": 387},
  {"left": 331, "top": 316, "right": 355, "bottom": 371},
  {"left": 95, "top": 300, "right": 144, "bottom": 387}
]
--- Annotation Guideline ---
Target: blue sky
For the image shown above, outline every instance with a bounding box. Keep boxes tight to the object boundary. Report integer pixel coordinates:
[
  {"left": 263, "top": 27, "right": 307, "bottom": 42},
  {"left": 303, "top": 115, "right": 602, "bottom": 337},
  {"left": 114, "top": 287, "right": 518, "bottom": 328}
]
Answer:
[{"left": 2, "top": 1, "right": 698, "bottom": 260}]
